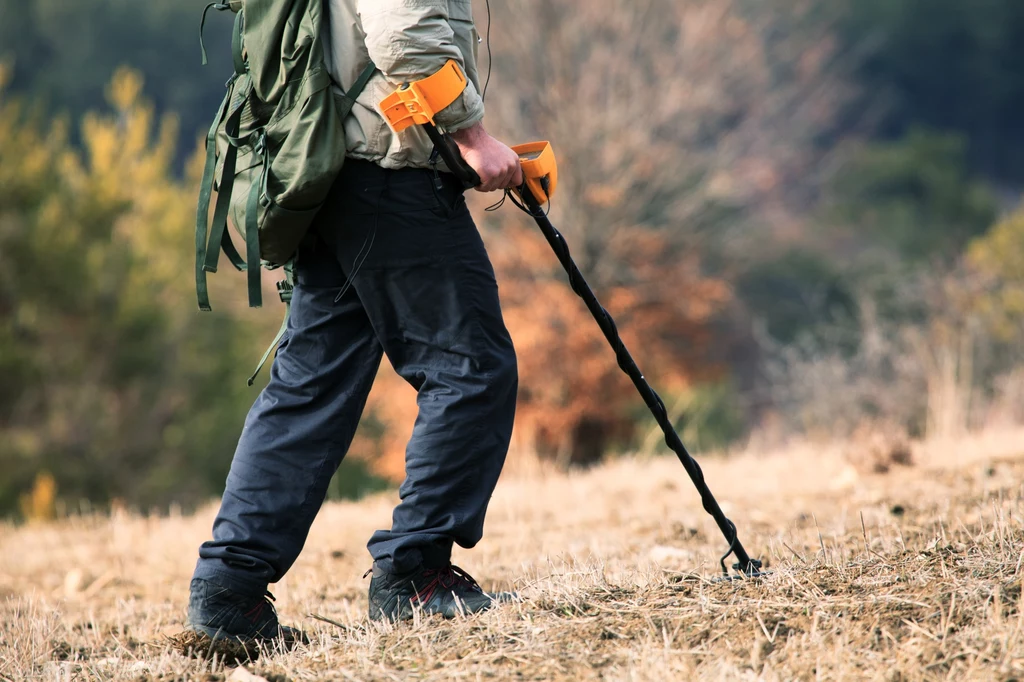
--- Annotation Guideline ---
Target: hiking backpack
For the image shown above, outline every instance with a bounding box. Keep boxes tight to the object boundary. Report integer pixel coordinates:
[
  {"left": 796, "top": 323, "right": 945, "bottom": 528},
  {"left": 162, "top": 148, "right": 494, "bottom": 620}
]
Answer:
[
  {"left": 196, "top": 0, "right": 374, "bottom": 382},
  {"left": 195, "top": 0, "right": 374, "bottom": 311}
]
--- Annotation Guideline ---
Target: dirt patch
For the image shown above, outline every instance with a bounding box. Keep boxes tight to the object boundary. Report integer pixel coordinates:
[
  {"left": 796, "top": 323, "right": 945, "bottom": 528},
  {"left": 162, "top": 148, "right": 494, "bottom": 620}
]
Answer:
[{"left": 168, "top": 631, "right": 261, "bottom": 666}]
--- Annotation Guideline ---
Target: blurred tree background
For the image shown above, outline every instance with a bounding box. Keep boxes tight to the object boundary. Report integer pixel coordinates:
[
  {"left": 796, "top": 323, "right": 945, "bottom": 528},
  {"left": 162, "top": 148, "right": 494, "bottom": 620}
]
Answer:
[{"left": 1, "top": 0, "right": 1022, "bottom": 519}]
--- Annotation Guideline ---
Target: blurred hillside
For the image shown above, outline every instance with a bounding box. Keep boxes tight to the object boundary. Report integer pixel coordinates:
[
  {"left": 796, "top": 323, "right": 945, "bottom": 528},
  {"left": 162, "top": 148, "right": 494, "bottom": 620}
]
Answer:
[
  {"left": 0, "top": 0, "right": 233, "bottom": 170},
  {"left": 1, "top": 0, "right": 1023, "bottom": 519}
]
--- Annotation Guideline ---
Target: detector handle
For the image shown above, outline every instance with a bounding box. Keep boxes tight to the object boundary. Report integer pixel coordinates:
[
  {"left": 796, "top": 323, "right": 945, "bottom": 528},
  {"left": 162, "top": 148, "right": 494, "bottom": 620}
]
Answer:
[{"left": 423, "top": 123, "right": 482, "bottom": 190}]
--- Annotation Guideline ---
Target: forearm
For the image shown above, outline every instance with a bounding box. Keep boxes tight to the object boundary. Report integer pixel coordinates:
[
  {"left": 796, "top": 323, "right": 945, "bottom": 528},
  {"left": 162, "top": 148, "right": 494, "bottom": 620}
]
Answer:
[{"left": 449, "top": 121, "right": 488, "bottom": 145}]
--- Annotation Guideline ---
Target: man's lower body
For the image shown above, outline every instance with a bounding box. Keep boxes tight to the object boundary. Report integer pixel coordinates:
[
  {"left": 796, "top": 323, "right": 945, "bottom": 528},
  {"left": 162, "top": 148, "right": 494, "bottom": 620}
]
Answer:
[{"left": 188, "top": 161, "right": 518, "bottom": 639}]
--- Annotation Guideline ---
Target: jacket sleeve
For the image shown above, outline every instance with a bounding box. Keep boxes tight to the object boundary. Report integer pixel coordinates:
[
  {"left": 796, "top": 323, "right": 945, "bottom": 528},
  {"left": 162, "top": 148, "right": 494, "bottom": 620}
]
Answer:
[{"left": 357, "top": 0, "right": 484, "bottom": 131}]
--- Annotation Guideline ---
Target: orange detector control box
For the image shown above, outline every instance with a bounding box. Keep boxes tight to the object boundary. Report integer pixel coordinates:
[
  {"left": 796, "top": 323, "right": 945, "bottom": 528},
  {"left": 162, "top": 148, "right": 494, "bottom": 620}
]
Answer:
[
  {"left": 379, "top": 60, "right": 558, "bottom": 204},
  {"left": 511, "top": 141, "right": 558, "bottom": 204}
]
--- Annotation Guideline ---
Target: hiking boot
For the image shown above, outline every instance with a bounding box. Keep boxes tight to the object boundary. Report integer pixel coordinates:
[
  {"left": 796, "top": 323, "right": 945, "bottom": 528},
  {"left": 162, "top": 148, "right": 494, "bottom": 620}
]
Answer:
[
  {"left": 366, "top": 562, "right": 517, "bottom": 622},
  {"left": 186, "top": 578, "right": 306, "bottom": 648}
]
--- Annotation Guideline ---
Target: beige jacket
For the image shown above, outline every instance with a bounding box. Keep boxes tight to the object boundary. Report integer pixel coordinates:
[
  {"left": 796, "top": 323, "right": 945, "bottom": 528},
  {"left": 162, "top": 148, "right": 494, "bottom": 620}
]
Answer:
[{"left": 323, "top": 0, "right": 485, "bottom": 169}]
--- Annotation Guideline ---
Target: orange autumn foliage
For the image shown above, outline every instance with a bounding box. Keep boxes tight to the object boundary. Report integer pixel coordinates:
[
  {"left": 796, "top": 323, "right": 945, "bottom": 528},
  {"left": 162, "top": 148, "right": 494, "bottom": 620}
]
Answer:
[{"left": 492, "top": 223, "right": 730, "bottom": 465}]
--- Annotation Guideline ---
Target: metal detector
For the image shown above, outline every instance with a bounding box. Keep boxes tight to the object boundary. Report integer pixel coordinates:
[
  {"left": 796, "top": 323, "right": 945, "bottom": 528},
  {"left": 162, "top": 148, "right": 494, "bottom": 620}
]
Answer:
[{"left": 381, "top": 61, "right": 767, "bottom": 580}]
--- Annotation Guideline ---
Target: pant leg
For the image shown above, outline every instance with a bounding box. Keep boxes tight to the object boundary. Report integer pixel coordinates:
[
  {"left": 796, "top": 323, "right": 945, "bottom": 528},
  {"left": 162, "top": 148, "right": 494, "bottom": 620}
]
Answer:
[
  {"left": 193, "top": 238, "right": 384, "bottom": 596},
  {"left": 320, "top": 161, "right": 518, "bottom": 575}
]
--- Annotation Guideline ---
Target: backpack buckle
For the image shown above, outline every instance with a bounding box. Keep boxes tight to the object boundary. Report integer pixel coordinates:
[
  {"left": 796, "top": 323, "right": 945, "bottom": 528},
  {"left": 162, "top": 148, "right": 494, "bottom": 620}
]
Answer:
[{"left": 276, "top": 279, "right": 293, "bottom": 304}]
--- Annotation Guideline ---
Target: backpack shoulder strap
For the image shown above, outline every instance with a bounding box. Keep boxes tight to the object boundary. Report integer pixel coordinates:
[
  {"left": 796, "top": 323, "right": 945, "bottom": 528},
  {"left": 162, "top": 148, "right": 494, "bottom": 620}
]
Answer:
[{"left": 338, "top": 62, "right": 376, "bottom": 117}]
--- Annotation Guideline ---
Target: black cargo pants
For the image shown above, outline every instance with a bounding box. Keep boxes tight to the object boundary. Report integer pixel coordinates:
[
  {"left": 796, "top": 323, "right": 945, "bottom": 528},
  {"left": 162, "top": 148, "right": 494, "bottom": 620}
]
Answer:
[{"left": 192, "top": 160, "right": 518, "bottom": 596}]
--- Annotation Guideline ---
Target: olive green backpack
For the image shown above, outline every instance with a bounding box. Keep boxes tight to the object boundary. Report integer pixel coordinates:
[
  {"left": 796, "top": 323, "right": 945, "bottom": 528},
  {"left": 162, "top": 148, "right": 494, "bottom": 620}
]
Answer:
[{"left": 196, "top": 0, "right": 374, "bottom": 381}]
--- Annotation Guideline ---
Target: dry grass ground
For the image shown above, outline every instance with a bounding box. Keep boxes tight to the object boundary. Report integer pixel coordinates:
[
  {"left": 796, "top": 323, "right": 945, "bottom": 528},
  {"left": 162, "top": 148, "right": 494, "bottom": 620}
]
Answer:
[{"left": 2, "top": 429, "right": 1024, "bottom": 681}]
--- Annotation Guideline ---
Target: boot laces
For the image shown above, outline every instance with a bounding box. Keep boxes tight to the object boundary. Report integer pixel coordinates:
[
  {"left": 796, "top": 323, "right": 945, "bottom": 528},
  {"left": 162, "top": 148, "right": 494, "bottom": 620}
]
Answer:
[
  {"left": 413, "top": 564, "right": 483, "bottom": 605},
  {"left": 424, "top": 564, "right": 481, "bottom": 591},
  {"left": 242, "top": 590, "right": 276, "bottom": 623}
]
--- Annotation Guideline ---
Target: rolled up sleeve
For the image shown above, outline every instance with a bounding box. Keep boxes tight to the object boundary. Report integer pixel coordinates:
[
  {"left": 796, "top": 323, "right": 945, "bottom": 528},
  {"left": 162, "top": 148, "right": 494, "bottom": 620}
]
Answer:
[{"left": 357, "top": 0, "right": 485, "bottom": 131}]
